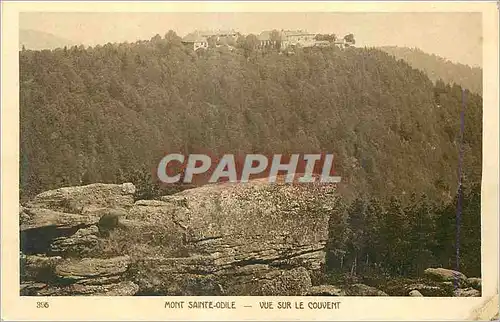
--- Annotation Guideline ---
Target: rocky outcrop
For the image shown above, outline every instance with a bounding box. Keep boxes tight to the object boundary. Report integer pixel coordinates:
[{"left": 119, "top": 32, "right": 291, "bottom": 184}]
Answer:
[
  {"left": 453, "top": 287, "right": 481, "bottom": 297},
  {"left": 20, "top": 181, "right": 334, "bottom": 296},
  {"left": 379, "top": 272, "right": 481, "bottom": 297},
  {"left": 424, "top": 268, "right": 467, "bottom": 286}
]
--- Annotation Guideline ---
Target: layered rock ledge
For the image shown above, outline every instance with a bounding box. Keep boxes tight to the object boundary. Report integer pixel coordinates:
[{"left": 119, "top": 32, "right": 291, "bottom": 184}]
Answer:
[
  {"left": 20, "top": 181, "right": 334, "bottom": 296},
  {"left": 19, "top": 182, "right": 480, "bottom": 296}
]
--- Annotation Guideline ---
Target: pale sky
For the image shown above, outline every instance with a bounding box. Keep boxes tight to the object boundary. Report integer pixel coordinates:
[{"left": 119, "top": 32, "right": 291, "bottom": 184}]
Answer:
[{"left": 20, "top": 12, "right": 482, "bottom": 67}]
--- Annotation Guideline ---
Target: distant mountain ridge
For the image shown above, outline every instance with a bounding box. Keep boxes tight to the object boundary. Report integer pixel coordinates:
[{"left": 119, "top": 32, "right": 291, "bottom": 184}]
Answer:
[
  {"left": 379, "top": 46, "right": 482, "bottom": 95},
  {"left": 19, "top": 29, "right": 75, "bottom": 50}
]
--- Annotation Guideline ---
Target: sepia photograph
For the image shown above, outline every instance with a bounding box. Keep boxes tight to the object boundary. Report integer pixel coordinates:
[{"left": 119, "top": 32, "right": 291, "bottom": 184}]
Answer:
[{"left": 1, "top": 1, "right": 499, "bottom": 321}]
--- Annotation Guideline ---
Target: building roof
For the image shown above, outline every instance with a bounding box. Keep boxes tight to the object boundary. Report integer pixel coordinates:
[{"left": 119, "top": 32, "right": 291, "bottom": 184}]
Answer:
[{"left": 182, "top": 32, "right": 207, "bottom": 43}]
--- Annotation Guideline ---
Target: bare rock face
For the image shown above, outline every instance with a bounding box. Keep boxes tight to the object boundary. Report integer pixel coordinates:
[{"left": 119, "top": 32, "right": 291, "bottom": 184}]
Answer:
[
  {"left": 19, "top": 254, "right": 137, "bottom": 296},
  {"left": 453, "top": 287, "right": 481, "bottom": 297},
  {"left": 25, "top": 183, "right": 136, "bottom": 214},
  {"left": 20, "top": 181, "right": 335, "bottom": 296}
]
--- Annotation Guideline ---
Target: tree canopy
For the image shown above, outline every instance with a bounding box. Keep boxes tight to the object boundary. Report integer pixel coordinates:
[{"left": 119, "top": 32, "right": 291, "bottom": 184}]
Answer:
[{"left": 20, "top": 32, "right": 482, "bottom": 207}]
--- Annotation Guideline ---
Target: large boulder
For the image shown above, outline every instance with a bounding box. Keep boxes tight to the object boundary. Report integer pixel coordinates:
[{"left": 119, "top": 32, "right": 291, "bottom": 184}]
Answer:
[
  {"left": 25, "top": 183, "right": 136, "bottom": 213},
  {"left": 157, "top": 182, "right": 331, "bottom": 268},
  {"left": 424, "top": 268, "right": 468, "bottom": 286}
]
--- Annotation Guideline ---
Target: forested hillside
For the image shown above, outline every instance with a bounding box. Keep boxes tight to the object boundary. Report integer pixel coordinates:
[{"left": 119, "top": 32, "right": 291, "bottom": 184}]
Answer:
[
  {"left": 379, "top": 46, "right": 482, "bottom": 95},
  {"left": 19, "top": 31, "right": 483, "bottom": 286},
  {"left": 20, "top": 32, "right": 482, "bottom": 204}
]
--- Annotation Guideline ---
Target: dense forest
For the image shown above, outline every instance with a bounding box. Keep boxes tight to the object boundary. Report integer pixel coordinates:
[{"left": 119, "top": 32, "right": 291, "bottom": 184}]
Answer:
[
  {"left": 20, "top": 31, "right": 482, "bottom": 204},
  {"left": 19, "top": 31, "right": 483, "bottom": 281},
  {"left": 325, "top": 182, "right": 481, "bottom": 281},
  {"left": 379, "top": 46, "right": 482, "bottom": 95}
]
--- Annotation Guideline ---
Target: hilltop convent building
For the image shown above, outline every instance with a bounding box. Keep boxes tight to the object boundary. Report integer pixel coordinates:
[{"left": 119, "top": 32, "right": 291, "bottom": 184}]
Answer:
[
  {"left": 182, "top": 29, "right": 354, "bottom": 51},
  {"left": 181, "top": 29, "right": 238, "bottom": 50}
]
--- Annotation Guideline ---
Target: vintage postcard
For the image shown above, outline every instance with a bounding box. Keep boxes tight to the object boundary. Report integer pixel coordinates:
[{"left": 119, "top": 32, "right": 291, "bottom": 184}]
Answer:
[{"left": 1, "top": 1, "right": 499, "bottom": 321}]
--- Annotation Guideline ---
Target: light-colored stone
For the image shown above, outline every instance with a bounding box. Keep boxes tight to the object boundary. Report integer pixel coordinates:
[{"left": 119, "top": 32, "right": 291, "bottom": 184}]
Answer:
[
  {"left": 424, "top": 268, "right": 467, "bottom": 286},
  {"left": 21, "top": 180, "right": 337, "bottom": 296},
  {"left": 346, "top": 284, "right": 388, "bottom": 296},
  {"left": 409, "top": 290, "right": 423, "bottom": 297}
]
